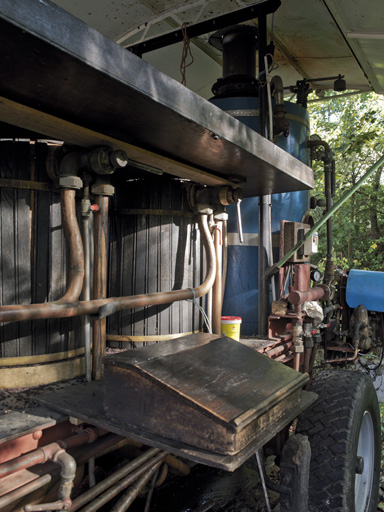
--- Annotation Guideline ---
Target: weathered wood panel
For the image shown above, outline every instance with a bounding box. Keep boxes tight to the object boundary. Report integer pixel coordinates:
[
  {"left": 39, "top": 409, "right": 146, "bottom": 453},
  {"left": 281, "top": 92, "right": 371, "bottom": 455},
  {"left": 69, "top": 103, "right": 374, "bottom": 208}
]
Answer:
[
  {"left": 107, "top": 175, "right": 203, "bottom": 347},
  {"left": 0, "top": 141, "right": 83, "bottom": 362}
]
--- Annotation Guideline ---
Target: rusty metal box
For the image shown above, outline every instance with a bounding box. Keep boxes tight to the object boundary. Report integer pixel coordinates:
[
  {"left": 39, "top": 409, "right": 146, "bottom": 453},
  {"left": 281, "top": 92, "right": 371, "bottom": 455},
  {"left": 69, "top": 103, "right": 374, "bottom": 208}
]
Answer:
[{"left": 103, "top": 334, "right": 308, "bottom": 455}]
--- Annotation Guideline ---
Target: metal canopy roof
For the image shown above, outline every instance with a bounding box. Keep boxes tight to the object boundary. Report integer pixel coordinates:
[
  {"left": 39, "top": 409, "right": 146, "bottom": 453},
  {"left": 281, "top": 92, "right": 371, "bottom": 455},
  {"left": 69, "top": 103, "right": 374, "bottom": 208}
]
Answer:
[{"left": 50, "top": 0, "right": 384, "bottom": 98}]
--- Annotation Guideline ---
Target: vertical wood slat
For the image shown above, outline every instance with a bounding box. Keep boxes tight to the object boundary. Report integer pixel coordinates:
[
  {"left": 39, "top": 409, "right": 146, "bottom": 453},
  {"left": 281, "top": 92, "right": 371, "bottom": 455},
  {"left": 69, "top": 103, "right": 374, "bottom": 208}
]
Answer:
[
  {"left": 147, "top": 181, "right": 159, "bottom": 338},
  {"left": 33, "top": 143, "right": 52, "bottom": 356},
  {"left": 107, "top": 176, "right": 202, "bottom": 344},
  {"left": 0, "top": 141, "right": 83, "bottom": 362},
  {"left": 159, "top": 180, "right": 171, "bottom": 336},
  {"left": 0, "top": 141, "right": 32, "bottom": 357},
  {"left": 133, "top": 180, "right": 147, "bottom": 342}
]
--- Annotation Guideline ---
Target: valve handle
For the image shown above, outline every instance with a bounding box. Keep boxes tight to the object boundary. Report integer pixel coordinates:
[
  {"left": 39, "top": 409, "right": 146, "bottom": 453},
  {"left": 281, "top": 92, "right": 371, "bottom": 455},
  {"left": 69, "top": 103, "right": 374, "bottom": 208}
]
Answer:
[{"left": 236, "top": 199, "right": 244, "bottom": 244}]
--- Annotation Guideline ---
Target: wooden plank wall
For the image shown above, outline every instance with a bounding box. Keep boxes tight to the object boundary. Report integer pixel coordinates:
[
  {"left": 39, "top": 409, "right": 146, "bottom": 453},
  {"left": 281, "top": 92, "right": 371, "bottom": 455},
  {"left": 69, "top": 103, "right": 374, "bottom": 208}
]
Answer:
[
  {"left": 108, "top": 175, "right": 204, "bottom": 348},
  {"left": 0, "top": 141, "right": 83, "bottom": 358}
]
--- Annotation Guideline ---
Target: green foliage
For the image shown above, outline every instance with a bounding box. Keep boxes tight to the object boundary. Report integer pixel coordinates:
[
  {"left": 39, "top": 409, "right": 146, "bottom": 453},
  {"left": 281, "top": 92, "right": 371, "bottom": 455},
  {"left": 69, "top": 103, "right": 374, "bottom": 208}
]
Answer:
[{"left": 308, "top": 91, "right": 384, "bottom": 271}]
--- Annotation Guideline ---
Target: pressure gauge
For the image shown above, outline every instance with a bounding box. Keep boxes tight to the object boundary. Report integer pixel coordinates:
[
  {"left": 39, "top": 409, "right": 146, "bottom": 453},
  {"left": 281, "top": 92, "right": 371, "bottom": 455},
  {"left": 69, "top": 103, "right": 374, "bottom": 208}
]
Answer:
[{"left": 311, "top": 269, "right": 322, "bottom": 283}]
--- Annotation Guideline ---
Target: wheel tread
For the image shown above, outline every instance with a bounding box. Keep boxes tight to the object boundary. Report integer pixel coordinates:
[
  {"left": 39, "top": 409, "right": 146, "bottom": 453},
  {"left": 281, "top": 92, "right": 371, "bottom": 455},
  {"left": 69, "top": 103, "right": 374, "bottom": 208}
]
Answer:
[{"left": 297, "top": 370, "right": 380, "bottom": 511}]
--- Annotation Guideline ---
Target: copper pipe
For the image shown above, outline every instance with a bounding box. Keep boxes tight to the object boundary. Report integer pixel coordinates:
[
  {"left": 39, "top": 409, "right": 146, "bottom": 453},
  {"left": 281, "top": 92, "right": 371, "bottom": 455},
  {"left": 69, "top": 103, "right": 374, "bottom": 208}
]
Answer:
[
  {"left": 0, "top": 427, "right": 102, "bottom": 478},
  {"left": 265, "top": 341, "right": 293, "bottom": 358},
  {"left": 110, "top": 461, "right": 163, "bottom": 512},
  {"left": 82, "top": 177, "right": 92, "bottom": 382},
  {"left": 76, "top": 451, "right": 167, "bottom": 512},
  {"left": 70, "top": 447, "right": 161, "bottom": 511},
  {"left": 323, "top": 344, "right": 359, "bottom": 364},
  {"left": 212, "top": 223, "right": 223, "bottom": 335},
  {"left": 222, "top": 219, "right": 228, "bottom": 300},
  {"left": 92, "top": 195, "right": 109, "bottom": 381},
  {"left": 164, "top": 454, "right": 190, "bottom": 475},
  {"left": 60, "top": 189, "right": 85, "bottom": 303},
  {"left": 0, "top": 215, "right": 215, "bottom": 323},
  {"left": 155, "top": 463, "right": 168, "bottom": 487},
  {"left": 308, "top": 343, "right": 319, "bottom": 374},
  {"left": 303, "top": 346, "right": 312, "bottom": 373},
  {"left": 0, "top": 187, "right": 84, "bottom": 322},
  {"left": 0, "top": 475, "right": 52, "bottom": 509}
]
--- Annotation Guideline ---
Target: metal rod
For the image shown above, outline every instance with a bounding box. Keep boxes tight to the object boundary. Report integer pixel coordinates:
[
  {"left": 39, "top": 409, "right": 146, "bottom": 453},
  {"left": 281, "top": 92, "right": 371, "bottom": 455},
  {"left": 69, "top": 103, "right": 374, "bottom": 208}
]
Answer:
[
  {"left": 307, "top": 90, "right": 366, "bottom": 103},
  {"left": 0, "top": 214, "right": 215, "bottom": 323},
  {"left": 143, "top": 467, "right": 159, "bottom": 512},
  {"left": 222, "top": 219, "right": 228, "bottom": 300},
  {"left": 77, "top": 452, "right": 167, "bottom": 512},
  {"left": 128, "top": 0, "right": 280, "bottom": 55},
  {"left": 110, "top": 461, "right": 163, "bottom": 512},
  {"left": 212, "top": 223, "right": 223, "bottom": 335},
  {"left": 256, "top": 450, "right": 272, "bottom": 512},
  {"left": 70, "top": 448, "right": 162, "bottom": 511},
  {"left": 268, "top": 153, "right": 384, "bottom": 273}
]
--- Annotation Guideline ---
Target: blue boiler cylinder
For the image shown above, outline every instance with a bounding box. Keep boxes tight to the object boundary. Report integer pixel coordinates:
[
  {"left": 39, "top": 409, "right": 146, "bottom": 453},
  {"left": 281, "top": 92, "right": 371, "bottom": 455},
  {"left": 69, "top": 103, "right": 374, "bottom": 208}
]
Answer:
[{"left": 211, "top": 96, "right": 310, "bottom": 335}]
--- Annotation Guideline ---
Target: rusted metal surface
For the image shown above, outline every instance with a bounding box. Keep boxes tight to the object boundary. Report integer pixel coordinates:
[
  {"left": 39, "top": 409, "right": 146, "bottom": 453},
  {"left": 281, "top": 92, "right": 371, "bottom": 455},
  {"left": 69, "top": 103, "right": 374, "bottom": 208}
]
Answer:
[
  {"left": 288, "top": 284, "right": 330, "bottom": 305},
  {"left": 294, "top": 263, "right": 311, "bottom": 292},
  {"left": 0, "top": 215, "right": 215, "bottom": 323},
  {"left": 0, "top": 426, "right": 102, "bottom": 478}
]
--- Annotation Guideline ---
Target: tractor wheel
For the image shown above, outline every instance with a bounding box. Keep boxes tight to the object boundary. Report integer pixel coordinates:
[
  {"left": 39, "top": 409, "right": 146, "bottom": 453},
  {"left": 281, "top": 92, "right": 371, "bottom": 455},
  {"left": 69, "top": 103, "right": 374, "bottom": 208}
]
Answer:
[{"left": 297, "top": 370, "right": 381, "bottom": 512}]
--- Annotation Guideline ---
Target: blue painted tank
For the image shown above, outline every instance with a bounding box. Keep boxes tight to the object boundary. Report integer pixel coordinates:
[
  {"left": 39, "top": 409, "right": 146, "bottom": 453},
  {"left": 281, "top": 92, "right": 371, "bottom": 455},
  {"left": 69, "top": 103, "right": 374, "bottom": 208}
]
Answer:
[
  {"left": 346, "top": 269, "right": 384, "bottom": 312},
  {"left": 211, "top": 96, "right": 310, "bottom": 335}
]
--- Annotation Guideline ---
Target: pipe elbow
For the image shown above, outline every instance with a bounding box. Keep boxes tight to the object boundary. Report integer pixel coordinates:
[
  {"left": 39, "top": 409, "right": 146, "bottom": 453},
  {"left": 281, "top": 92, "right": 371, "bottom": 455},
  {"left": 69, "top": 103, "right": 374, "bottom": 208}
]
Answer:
[
  {"left": 59, "top": 151, "right": 89, "bottom": 178},
  {"left": 53, "top": 449, "right": 77, "bottom": 481},
  {"left": 53, "top": 449, "right": 76, "bottom": 503},
  {"left": 271, "top": 75, "right": 284, "bottom": 105}
]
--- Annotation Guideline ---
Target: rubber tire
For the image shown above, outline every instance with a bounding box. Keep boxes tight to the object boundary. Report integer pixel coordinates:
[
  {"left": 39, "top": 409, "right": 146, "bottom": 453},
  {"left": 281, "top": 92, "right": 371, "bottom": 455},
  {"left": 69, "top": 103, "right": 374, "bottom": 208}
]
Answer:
[{"left": 297, "top": 370, "right": 381, "bottom": 512}]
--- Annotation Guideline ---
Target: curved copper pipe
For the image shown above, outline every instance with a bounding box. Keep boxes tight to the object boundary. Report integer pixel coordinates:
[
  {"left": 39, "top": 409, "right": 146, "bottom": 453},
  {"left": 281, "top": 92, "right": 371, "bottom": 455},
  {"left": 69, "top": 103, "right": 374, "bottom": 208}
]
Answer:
[
  {"left": 59, "top": 188, "right": 85, "bottom": 303},
  {"left": 0, "top": 215, "right": 215, "bottom": 323},
  {"left": 323, "top": 345, "right": 359, "bottom": 364},
  {"left": 0, "top": 187, "right": 84, "bottom": 322}
]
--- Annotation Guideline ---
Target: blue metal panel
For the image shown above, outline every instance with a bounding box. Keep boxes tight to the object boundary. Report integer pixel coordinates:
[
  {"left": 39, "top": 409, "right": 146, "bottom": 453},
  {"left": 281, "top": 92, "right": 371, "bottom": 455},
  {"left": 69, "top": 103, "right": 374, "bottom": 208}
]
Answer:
[
  {"left": 212, "top": 97, "right": 310, "bottom": 335},
  {"left": 346, "top": 269, "right": 384, "bottom": 312}
]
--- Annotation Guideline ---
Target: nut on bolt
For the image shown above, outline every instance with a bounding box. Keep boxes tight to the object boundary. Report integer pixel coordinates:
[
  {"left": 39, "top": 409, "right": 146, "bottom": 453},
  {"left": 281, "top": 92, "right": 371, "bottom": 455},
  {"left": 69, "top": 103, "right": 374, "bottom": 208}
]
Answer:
[
  {"left": 59, "top": 176, "right": 83, "bottom": 190},
  {"left": 218, "top": 186, "right": 243, "bottom": 206}
]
